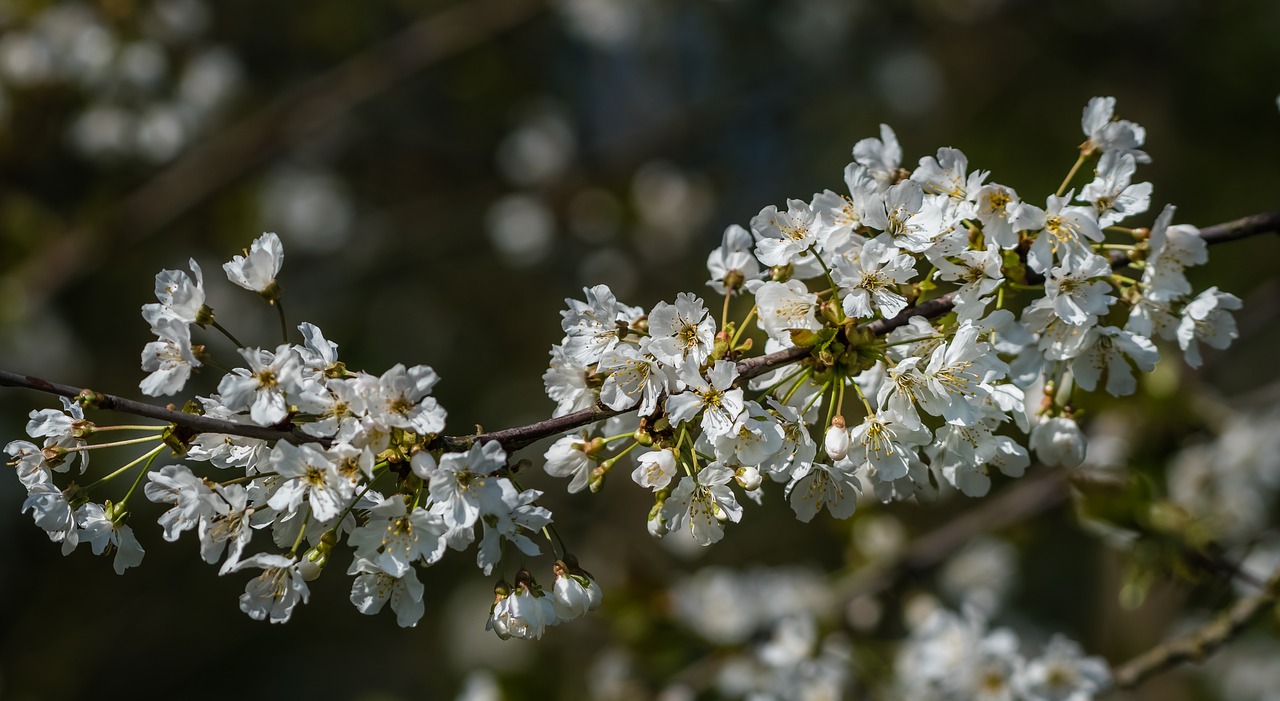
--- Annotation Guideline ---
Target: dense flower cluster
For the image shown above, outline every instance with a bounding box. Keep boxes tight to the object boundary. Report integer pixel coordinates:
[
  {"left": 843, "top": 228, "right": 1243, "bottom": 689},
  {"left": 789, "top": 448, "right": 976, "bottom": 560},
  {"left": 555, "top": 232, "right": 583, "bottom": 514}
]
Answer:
[
  {"left": 541, "top": 96, "right": 1238, "bottom": 550},
  {"left": 0, "top": 96, "right": 1243, "bottom": 659},
  {"left": 6, "top": 231, "right": 598, "bottom": 631}
]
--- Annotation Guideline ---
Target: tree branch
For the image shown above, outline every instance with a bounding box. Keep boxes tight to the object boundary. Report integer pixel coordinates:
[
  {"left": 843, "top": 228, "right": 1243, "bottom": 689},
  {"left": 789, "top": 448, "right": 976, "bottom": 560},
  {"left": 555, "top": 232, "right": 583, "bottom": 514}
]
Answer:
[
  {"left": 1111, "top": 565, "right": 1280, "bottom": 689},
  {"left": 2, "top": 210, "right": 1278, "bottom": 453},
  {"left": 0, "top": 370, "right": 317, "bottom": 445}
]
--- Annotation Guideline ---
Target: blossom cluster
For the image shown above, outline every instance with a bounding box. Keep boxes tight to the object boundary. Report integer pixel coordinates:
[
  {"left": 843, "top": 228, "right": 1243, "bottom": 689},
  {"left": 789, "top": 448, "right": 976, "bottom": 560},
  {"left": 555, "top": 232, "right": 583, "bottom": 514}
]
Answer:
[
  {"left": 895, "top": 607, "right": 1109, "bottom": 701},
  {"left": 655, "top": 563, "right": 1108, "bottom": 701},
  {"left": 541, "top": 96, "right": 1240, "bottom": 548},
  {"left": 0, "top": 96, "right": 1244, "bottom": 650},
  {"left": 0, "top": 0, "right": 240, "bottom": 163},
  {"left": 6, "top": 231, "right": 599, "bottom": 632}
]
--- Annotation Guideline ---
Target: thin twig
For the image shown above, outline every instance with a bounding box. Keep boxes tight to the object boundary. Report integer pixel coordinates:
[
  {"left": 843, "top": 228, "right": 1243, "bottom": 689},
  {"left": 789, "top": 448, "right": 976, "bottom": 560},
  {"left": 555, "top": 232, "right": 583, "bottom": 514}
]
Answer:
[
  {"left": 0, "top": 370, "right": 318, "bottom": 445},
  {"left": 1111, "top": 565, "right": 1280, "bottom": 689},
  {"left": 2, "top": 211, "right": 1278, "bottom": 453}
]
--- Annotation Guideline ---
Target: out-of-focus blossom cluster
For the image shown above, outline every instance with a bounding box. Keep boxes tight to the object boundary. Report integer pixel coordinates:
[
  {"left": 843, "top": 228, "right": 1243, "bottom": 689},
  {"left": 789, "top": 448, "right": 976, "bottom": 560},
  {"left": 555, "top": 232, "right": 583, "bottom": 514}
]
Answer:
[
  {"left": 660, "top": 563, "right": 1106, "bottom": 701},
  {"left": 0, "top": 0, "right": 240, "bottom": 162},
  {"left": 1168, "top": 401, "right": 1280, "bottom": 545},
  {"left": 895, "top": 606, "right": 1109, "bottom": 701},
  {"left": 668, "top": 566, "right": 852, "bottom": 700}
]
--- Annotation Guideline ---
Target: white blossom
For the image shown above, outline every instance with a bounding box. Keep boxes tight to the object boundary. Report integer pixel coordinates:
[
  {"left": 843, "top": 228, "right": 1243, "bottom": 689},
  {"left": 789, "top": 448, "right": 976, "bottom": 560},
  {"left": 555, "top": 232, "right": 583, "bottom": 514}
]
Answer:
[
  {"left": 665, "top": 360, "right": 744, "bottom": 439},
  {"left": 648, "top": 293, "right": 716, "bottom": 368},
  {"left": 231, "top": 553, "right": 310, "bottom": 624},
  {"left": 662, "top": 462, "right": 742, "bottom": 546},
  {"left": 632, "top": 448, "right": 678, "bottom": 491},
  {"left": 544, "top": 432, "right": 595, "bottom": 493},
  {"left": 348, "top": 555, "right": 426, "bottom": 627},
  {"left": 1177, "top": 286, "right": 1241, "bottom": 368},
  {"left": 223, "top": 231, "right": 284, "bottom": 294},
  {"left": 75, "top": 502, "right": 145, "bottom": 574},
  {"left": 751, "top": 199, "right": 819, "bottom": 268}
]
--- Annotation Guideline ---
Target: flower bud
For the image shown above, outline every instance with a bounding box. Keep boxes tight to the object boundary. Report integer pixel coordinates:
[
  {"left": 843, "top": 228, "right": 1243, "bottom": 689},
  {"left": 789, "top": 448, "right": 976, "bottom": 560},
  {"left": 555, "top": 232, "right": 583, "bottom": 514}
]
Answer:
[
  {"left": 824, "top": 417, "right": 850, "bottom": 461},
  {"left": 647, "top": 510, "right": 669, "bottom": 538},
  {"left": 735, "top": 465, "right": 762, "bottom": 491},
  {"left": 1029, "top": 416, "right": 1086, "bottom": 468},
  {"left": 711, "top": 331, "right": 731, "bottom": 361},
  {"left": 589, "top": 463, "right": 610, "bottom": 493},
  {"left": 550, "top": 561, "right": 592, "bottom": 621},
  {"left": 298, "top": 532, "right": 336, "bottom": 581}
]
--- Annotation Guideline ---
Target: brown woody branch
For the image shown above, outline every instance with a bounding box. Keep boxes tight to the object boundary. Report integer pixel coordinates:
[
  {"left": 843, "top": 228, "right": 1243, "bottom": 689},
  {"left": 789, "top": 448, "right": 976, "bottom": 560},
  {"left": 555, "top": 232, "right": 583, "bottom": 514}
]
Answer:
[
  {"left": 1111, "top": 565, "right": 1280, "bottom": 689},
  {"left": 2, "top": 210, "right": 1278, "bottom": 453}
]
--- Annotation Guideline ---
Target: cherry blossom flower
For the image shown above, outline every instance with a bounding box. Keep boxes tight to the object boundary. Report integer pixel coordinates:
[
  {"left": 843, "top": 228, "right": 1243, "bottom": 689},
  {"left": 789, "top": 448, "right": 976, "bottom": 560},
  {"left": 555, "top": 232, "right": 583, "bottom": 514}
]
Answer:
[
  {"left": 141, "top": 258, "right": 206, "bottom": 327},
  {"left": 231, "top": 553, "right": 310, "bottom": 624},
  {"left": 662, "top": 461, "right": 742, "bottom": 546},
  {"left": 751, "top": 199, "right": 820, "bottom": 267},
  {"left": 785, "top": 460, "right": 860, "bottom": 522},
  {"left": 543, "top": 432, "right": 595, "bottom": 493},
  {"left": 139, "top": 314, "right": 201, "bottom": 396},
  {"left": 348, "top": 555, "right": 426, "bottom": 627},
  {"left": 217, "top": 345, "right": 304, "bottom": 426},
  {"left": 648, "top": 292, "right": 716, "bottom": 368},
  {"left": 75, "top": 502, "right": 145, "bottom": 574},
  {"left": 833, "top": 238, "right": 916, "bottom": 320},
  {"left": 223, "top": 231, "right": 284, "bottom": 296},
  {"left": 632, "top": 448, "right": 678, "bottom": 491},
  {"left": 755, "top": 280, "right": 822, "bottom": 346},
  {"left": 706, "top": 224, "right": 765, "bottom": 295},
  {"left": 1177, "top": 286, "right": 1241, "bottom": 368},
  {"left": 666, "top": 360, "right": 745, "bottom": 439}
]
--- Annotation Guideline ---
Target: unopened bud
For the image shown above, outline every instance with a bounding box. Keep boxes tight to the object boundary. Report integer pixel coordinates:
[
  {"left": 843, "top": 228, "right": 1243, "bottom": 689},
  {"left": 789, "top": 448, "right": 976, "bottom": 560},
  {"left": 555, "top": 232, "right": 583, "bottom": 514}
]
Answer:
[
  {"left": 589, "top": 463, "right": 610, "bottom": 493},
  {"left": 647, "top": 510, "right": 668, "bottom": 538},
  {"left": 712, "top": 331, "right": 731, "bottom": 360},
  {"left": 76, "top": 389, "right": 107, "bottom": 409},
  {"left": 735, "top": 465, "right": 762, "bottom": 491},
  {"left": 299, "top": 533, "right": 336, "bottom": 581},
  {"left": 825, "top": 418, "right": 850, "bottom": 461},
  {"left": 297, "top": 555, "right": 324, "bottom": 581},
  {"left": 820, "top": 300, "right": 843, "bottom": 326},
  {"left": 104, "top": 500, "right": 128, "bottom": 523},
  {"left": 633, "top": 426, "right": 654, "bottom": 446}
]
